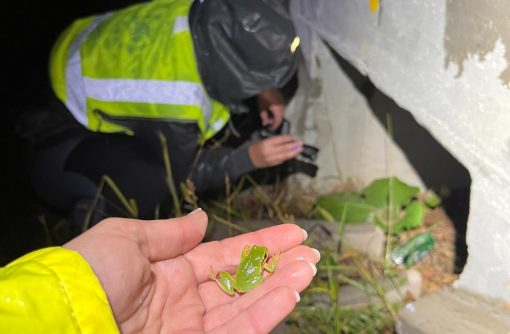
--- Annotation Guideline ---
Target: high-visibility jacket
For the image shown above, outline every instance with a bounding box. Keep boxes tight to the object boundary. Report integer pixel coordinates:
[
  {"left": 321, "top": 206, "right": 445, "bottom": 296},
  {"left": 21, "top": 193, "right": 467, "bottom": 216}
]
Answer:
[
  {"left": 49, "top": 0, "right": 230, "bottom": 141},
  {"left": 0, "top": 247, "right": 118, "bottom": 333}
]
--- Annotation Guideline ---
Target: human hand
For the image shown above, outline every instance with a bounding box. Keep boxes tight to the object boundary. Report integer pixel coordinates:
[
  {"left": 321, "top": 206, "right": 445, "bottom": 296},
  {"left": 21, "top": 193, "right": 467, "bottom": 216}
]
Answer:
[
  {"left": 249, "top": 134, "right": 303, "bottom": 168},
  {"left": 258, "top": 88, "right": 285, "bottom": 131},
  {"left": 64, "top": 210, "right": 319, "bottom": 333}
]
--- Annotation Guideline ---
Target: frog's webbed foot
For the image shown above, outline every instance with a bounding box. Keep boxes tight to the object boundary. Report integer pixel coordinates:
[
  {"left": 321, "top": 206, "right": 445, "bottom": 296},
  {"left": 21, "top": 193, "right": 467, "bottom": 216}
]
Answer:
[{"left": 264, "top": 249, "right": 281, "bottom": 273}]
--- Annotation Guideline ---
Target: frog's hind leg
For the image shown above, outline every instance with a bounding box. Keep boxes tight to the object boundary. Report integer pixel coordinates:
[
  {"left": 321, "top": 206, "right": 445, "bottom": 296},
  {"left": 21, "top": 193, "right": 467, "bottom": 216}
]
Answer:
[
  {"left": 264, "top": 249, "right": 281, "bottom": 273},
  {"left": 210, "top": 266, "right": 237, "bottom": 296}
]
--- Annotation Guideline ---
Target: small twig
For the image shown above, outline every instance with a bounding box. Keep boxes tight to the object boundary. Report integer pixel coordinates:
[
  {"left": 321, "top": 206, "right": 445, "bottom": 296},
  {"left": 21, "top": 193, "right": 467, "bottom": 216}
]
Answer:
[
  {"left": 210, "top": 214, "right": 251, "bottom": 233},
  {"left": 158, "top": 131, "right": 181, "bottom": 216},
  {"left": 83, "top": 175, "right": 138, "bottom": 231}
]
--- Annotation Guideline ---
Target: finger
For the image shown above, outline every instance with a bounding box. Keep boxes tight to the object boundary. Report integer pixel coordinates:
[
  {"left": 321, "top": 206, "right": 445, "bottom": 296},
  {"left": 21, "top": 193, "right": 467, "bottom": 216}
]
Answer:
[
  {"left": 261, "top": 145, "right": 302, "bottom": 167},
  {"left": 185, "top": 223, "right": 308, "bottom": 282},
  {"left": 139, "top": 209, "right": 208, "bottom": 261},
  {"left": 261, "top": 138, "right": 301, "bottom": 159},
  {"left": 275, "top": 141, "right": 303, "bottom": 153},
  {"left": 200, "top": 246, "right": 319, "bottom": 310},
  {"left": 265, "top": 141, "right": 301, "bottom": 154},
  {"left": 204, "top": 261, "right": 315, "bottom": 328},
  {"left": 233, "top": 260, "right": 316, "bottom": 311},
  {"left": 265, "top": 143, "right": 302, "bottom": 163},
  {"left": 264, "top": 134, "right": 299, "bottom": 145},
  {"left": 269, "top": 151, "right": 301, "bottom": 166},
  {"left": 207, "top": 286, "right": 299, "bottom": 333}
]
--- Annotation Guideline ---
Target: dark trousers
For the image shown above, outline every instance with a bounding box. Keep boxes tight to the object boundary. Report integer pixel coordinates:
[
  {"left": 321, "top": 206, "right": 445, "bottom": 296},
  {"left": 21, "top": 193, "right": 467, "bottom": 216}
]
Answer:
[{"left": 28, "top": 132, "right": 171, "bottom": 232}]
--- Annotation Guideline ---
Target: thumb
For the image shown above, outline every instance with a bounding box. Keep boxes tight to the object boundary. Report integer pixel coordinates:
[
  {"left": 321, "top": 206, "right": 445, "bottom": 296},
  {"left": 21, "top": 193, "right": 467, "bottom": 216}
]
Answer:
[{"left": 141, "top": 209, "right": 208, "bottom": 261}]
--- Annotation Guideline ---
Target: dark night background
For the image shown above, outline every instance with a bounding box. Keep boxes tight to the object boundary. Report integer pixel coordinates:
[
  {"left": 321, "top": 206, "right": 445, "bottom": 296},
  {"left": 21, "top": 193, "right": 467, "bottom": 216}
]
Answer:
[
  {"left": 1, "top": 1, "right": 471, "bottom": 272},
  {"left": 1, "top": 1, "right": 144, "bottom": 265}
]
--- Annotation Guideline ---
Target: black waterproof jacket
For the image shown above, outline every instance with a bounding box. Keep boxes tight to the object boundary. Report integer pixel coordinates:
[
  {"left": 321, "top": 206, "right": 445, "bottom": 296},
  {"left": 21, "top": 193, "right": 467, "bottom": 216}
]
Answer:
[{"left": 17, "top": 0, "right": 298, "bottom": 199}]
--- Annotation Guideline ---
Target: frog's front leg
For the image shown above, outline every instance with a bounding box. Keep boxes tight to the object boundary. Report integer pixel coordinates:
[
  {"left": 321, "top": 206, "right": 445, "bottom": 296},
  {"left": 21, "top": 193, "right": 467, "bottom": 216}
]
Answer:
[
  {"left": 241, "top": 245, "right": 252, "bottom": 257},
  {"left": 264, "top": 250, "right": 281, "bottom": 273},
  {"left": 210, "top": 266, "right": 237, "bottom": 295}
]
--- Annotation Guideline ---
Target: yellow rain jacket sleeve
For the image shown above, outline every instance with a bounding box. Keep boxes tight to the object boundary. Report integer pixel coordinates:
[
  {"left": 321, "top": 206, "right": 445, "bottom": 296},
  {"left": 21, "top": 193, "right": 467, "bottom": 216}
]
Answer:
[{"left": 0, "top": 247, "right": 119, "bottom": 333}]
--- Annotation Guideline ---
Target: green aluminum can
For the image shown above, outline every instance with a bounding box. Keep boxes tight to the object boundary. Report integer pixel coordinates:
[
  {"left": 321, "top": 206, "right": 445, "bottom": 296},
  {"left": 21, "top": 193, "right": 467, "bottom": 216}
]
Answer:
[{"left": 391, "top": 232, "right": 435, "bottom": 267}]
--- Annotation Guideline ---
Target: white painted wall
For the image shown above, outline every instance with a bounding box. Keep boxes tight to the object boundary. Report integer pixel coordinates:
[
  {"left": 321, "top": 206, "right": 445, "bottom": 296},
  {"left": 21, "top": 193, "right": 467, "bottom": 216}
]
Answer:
[
  {"left": 289, "top": 0, "right": 510, "bottom": 302},
  {"left": 285, "top": 7, "right": 429, "bottom": 195},
  {"left": 286, "top": 42, "right": 424, "bottom": 193}
]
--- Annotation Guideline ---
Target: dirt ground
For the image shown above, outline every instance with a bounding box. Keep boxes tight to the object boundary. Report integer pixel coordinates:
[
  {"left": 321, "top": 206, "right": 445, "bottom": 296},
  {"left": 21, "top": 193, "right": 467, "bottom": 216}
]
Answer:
[
  {"left": 206, "top": 181, "right": 461, "bottom": 299},
  {"left": 400, "top": 207, "right": 459, "bottom": 295}
]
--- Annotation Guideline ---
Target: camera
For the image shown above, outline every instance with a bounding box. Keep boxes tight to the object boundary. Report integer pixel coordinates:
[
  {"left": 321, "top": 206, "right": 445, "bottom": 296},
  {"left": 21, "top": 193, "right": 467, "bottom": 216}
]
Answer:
[{"left": 259, "top": 119, "right": 319, "bottom": 162}]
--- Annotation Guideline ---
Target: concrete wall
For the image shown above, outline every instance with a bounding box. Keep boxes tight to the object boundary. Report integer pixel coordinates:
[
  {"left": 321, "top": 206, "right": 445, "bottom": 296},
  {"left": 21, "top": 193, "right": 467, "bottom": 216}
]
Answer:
[
  {"left": 286, "top": 43, "right": 425, "bottom": 193},
  {"left": 289, "top": 0, "right": 510, "bottom": 302}
]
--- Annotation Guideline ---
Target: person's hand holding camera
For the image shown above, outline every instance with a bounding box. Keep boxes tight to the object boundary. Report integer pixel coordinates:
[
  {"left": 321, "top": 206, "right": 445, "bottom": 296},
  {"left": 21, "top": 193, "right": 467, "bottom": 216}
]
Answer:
[{"left": 248, "top": 134, "right": 302, "bottom": 168}]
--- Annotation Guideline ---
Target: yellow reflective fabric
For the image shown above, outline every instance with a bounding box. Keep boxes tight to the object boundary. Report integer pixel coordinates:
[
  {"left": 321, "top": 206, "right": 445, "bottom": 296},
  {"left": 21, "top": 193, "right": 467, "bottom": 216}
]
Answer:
[
  {"left": 0, "top": 247, "right": 118, "bottom": 334},
  {"left": 81, "top": 1, "right": 193, "bottom": 81},
  {"left": 79, "top": 0, "right": 212, "bottom": 135},
  {"left": 50, "top": 0, "right": 230, "bottom": 142},
  {"left": 49, "top": 15, "right": 96, "bottom": 104},
  {"left": 49, "top": 0, "right": 231, "bottom": 140}
]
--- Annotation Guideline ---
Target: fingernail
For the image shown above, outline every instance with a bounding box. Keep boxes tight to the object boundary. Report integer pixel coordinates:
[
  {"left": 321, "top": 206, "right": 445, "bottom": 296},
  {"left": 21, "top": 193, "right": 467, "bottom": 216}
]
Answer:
[
  {"left": 294, "top": 291, "right": 301, "bottom": 303},
  {"left": 312, "top": 248, "right": 321, "bottom": 261},
  {"left": 187, "top": 208, "right": 203, "bottom": 215},
  {"left": 308, "top": 262, "right": 317, "bottom": 276},
  {"left": 293, "top": 145, "right": 300, "bottom": 151},
  {"left": 301, "top": 228, "right": 308, "bottom": 241}
]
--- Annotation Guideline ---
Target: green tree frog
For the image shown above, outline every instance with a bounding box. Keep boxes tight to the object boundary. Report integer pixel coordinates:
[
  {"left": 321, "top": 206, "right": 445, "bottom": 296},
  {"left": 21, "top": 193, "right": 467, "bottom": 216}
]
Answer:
[{"left": 210, "top": 245, "right": 281, "bottom": 295}]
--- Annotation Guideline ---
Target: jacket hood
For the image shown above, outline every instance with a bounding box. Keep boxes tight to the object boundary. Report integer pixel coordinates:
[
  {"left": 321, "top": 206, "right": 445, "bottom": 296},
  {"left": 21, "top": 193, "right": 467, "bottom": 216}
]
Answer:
[{"left": 189, "top": 0, "right": 299, "bottom": 112}]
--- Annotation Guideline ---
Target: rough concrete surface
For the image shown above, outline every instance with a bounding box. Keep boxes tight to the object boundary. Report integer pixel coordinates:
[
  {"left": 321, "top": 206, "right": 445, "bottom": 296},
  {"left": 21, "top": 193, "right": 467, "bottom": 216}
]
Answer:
[
  {"left": 445, "top": 0, "right": 510, "bottom": 85},
  {"left": 396, "top": 287, "right": 510, "bottom": 334},
  {"left": 342, "top": 222, "right": 385, "bottom": 259},
  {"left": 291, "top": 0, "right": 510, "bottom": 303}
]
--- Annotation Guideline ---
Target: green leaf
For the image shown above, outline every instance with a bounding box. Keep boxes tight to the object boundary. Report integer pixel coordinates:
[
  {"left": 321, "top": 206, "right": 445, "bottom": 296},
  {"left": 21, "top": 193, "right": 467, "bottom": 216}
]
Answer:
[
  {"left": 373, "top": 207, "right": 401, "bottom": 231},
  {"left": 391, "top": 202, "right": 425, "bottom": 233},
  {"left": 314, "top": 192, "right": 375, "bottom": 224},
  {"left": 373, "top": 201, "right": 425, "bottom": 233},
  {"left": 362, "top": 177, "right": 420, "bottom": 209},
  {"left": 424, "top": 190, "right": 442, "bottom": 208}
]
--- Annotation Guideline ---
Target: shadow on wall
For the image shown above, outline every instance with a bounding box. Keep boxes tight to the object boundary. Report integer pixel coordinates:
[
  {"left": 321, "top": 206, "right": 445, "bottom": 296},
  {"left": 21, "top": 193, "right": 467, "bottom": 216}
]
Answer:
[{"left": 326, "top": 43, "right": 471, "bottom": 274}]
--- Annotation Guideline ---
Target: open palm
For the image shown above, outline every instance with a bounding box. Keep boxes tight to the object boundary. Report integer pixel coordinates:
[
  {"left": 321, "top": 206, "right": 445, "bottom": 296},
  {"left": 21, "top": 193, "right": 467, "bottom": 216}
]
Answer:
[{"left": 64, "top": 210, "right": 319, "bottom": 333}]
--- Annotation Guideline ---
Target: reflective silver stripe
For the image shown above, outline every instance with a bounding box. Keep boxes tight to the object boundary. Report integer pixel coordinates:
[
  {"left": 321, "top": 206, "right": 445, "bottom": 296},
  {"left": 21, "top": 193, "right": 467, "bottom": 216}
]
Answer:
[
  {"left": 65, "top": 13, "right": 211, "bottom": 126},
  {"left": 65, "top": 13, "right": 112, "bottom": 127},
  {"left": 173, "top": 16, "right": 189, "bottom": 33},
  {"left": 209, "top": 119, "right": 227, "bottom": 133},
  {"left": 83, "top": 78, "right": 212, "bottom": 123}
]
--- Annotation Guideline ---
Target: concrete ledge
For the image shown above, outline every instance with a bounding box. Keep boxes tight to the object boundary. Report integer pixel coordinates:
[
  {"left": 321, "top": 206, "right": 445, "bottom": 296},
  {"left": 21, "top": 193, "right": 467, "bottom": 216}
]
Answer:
[{"left": 396, "top": 287, "right": 510, "bottom": 334}]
